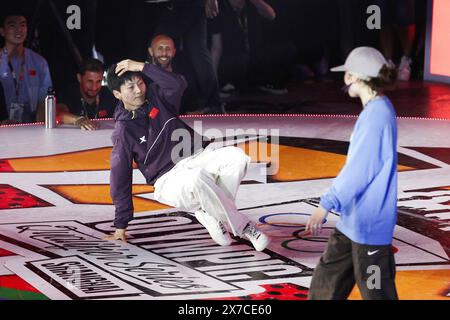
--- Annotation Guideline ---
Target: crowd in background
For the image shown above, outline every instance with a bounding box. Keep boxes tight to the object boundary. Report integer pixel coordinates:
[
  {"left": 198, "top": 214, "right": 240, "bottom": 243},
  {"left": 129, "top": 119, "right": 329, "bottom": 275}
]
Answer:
[{"left": 0, "top": 0, "right": 427, "bottom": 124}]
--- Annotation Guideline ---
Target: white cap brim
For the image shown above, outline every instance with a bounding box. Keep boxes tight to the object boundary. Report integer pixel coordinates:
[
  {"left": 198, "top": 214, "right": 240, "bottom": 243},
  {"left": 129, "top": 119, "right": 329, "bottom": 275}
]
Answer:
[{"left": 330, "top": 65, "right": 347, "bottom": 72}]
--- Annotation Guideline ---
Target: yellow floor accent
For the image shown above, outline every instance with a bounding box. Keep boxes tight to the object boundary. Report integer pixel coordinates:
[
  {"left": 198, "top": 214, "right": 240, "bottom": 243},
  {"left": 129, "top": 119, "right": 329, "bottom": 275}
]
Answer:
[
  {"left": 240, "top": 141, "right": 415, "bottom": 181},
  {"left": 46, "top": 184, "right": 170, "bottom": 212},
  {"left": 9, "top": 147, "right": 113, "bottom": 172},
  {"left": 7, "top": 148, "right": 138, "bottom": 172},
  {"left": 7, "top": 142, "right": 415, "bottom": 178},
  {"left": 348, "top": 269, "right": 450, "bottom": 300}
]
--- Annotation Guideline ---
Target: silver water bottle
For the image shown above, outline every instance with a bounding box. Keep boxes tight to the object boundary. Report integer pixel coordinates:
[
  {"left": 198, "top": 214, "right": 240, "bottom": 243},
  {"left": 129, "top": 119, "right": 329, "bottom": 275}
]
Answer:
[{"left": 45, "top": 87, "right": 56, "bottom": 129}]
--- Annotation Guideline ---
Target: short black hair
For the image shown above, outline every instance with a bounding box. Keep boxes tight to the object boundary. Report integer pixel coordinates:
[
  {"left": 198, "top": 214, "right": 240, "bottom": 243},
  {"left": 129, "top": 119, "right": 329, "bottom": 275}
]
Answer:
[
  {"left": 79, "top": 58, "right": 104, "bottom": 75},
  {"left": 1, "top": 5, "right": 28, "bottom": 27},
  {"left": 106, "top": 63, "right": 143, "bottom": 93}
]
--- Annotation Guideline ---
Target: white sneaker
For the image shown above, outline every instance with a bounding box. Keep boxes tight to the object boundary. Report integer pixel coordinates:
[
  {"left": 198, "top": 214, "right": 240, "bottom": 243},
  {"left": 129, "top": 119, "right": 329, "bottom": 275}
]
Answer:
[
  {"left": 195, "top": 210, "right": 232, "bottom": 246},
  {"left": 242, "top": 222, "right": 270, "bottom": 251},
  {"left": 397, "top": 56, "right": 412, "bottom": 81}
]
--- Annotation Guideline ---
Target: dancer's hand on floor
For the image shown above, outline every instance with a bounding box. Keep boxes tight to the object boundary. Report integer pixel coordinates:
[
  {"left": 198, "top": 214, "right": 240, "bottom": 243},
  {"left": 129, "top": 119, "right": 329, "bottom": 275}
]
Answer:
[
  {"left": 104, "top": 229, "right": 127, "bottom": 242},
  {"left": 305, "top": 206, "right": 328, "bottom": 236}
]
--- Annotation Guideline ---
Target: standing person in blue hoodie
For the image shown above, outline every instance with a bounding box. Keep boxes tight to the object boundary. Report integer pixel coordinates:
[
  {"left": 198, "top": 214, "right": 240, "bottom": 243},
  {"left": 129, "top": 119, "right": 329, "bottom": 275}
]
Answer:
[
  {"left": 103, "top": 35, "right": 270, "bottom": 252},
  {"left": 306, "top": 47, "right": 399, "bottom": 300}
]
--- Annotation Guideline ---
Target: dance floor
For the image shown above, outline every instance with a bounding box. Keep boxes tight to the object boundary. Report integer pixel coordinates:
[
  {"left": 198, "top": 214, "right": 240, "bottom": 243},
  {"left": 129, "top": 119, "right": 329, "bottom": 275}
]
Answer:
[{"left": 0, "top": 81, "right": 449, "bottom": 300}]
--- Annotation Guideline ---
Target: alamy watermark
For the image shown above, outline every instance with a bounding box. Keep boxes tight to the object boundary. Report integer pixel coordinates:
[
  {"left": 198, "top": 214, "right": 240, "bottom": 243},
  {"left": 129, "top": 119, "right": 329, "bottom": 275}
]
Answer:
[
  {"left": 65, "top": 263, "right": 82, "bottom": 291},
  {"left": 171, "top": 121, "right": 280, "bottom": 176},
  {"left": 367, "top": 5, "right": 381, "bottom": 30},
  {"left": 366, "top": 265, "right": 381, "bottom": 290},
  {"left": 66, "top": 5, "right": 382, "bottom": 31},
  {"left": 66, "top": 5, "right": 81, "bottom": 30}
]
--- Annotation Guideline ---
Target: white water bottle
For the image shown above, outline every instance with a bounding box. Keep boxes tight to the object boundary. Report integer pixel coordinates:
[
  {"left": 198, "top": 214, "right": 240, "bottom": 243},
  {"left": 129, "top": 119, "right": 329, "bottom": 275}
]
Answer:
[{"left": 45, "top": 87, "right": 56, "bottom": 129}]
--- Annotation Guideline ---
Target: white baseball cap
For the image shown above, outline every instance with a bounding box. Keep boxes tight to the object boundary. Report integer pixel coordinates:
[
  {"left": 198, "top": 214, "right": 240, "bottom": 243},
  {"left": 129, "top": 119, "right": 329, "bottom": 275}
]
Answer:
[{"left": 330, "top": 47, "right": 387, "bottom": 80}]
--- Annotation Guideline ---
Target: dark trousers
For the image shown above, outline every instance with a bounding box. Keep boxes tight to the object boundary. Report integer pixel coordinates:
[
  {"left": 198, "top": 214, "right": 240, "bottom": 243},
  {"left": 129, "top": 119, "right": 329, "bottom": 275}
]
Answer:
[
  {"left": 155, "top": 5, "right": 221, "bottom": 113},
  {"left": 308, "top": 228, "right": 398, "bottom": 300},
  {"left": 248, "top": 42, "right": 297, "bottom": 87}
]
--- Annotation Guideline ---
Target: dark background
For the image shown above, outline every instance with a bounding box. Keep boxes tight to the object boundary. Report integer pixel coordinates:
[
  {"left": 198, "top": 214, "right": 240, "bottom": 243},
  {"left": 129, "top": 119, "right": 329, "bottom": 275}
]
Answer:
[{"left": 1, "top": 0, "right": 427, "bottom": 94}]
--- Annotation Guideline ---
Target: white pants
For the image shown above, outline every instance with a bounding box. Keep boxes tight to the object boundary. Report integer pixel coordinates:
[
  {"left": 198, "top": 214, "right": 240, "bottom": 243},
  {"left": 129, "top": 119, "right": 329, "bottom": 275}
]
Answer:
[{"left": 153, "top": 146, "right": 251, "bottom": 236}]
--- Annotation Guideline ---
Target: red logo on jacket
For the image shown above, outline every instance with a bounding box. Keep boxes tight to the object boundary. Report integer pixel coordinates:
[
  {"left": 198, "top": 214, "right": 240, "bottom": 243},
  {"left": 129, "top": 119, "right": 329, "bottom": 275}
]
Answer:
[
  {"left": 29, "top": 69, "right": 37, "bottom": 77},
  {"left": 149, "top": 107, "right": 159, "bottom": 119},
  {"left": 98, "top": 109, "right": 107, "bottom": 118}
]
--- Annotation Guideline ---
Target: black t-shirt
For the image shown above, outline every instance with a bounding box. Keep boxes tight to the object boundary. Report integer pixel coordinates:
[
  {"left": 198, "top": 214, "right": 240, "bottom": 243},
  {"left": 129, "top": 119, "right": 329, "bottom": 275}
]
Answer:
[
  {"left": 208, "top": 1, "right": 249, "bottom": 53},
  {"left": 58, "top": 83, "right": 117, "bottom": 119}
]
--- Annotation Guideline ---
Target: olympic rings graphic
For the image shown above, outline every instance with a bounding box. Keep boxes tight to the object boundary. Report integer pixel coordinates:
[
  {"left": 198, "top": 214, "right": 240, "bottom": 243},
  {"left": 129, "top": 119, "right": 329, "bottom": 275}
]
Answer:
[
  {"left": 259, "top": 212, "right": 312, "bottom": 228},
  {"left": 258, "top": 213, "right": 332, "bottom": 253}
]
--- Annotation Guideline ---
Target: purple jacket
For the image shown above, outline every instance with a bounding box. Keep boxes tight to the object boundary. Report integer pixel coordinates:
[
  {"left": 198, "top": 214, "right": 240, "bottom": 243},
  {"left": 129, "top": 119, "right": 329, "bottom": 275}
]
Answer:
[{"left": 110, "top": 63, "right": 208, "bottom": 229}]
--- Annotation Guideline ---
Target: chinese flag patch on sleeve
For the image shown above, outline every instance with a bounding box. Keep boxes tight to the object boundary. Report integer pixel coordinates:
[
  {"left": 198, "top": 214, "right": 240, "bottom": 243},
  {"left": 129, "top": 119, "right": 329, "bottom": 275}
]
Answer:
[{"left": 149, "top": 107, "right": 159, "bottom": 119}]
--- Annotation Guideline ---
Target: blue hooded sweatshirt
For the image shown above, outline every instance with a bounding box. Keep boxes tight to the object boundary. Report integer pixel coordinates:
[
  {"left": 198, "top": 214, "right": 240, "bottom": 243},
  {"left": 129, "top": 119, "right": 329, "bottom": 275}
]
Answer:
[{"left": 319, "top": 96, "right": 398, "bottom": 245}]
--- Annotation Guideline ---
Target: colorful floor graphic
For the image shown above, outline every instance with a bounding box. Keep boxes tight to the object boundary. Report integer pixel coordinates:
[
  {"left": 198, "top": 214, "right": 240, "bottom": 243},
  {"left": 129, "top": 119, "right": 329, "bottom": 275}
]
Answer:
[{"left": 0, "top": 116, "right": 449, "bottom": 300}]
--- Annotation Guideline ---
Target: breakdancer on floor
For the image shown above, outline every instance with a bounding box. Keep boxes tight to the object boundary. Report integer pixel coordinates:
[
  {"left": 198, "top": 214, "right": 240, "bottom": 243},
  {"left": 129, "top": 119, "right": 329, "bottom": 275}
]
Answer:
[
  {"left": 306, "top": 47, "right": 399, "bottom": 300},
  {"left": 103, "top": 35, "right": 270, "bottom": 251}
]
